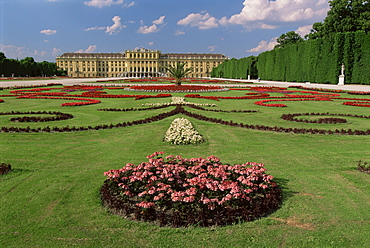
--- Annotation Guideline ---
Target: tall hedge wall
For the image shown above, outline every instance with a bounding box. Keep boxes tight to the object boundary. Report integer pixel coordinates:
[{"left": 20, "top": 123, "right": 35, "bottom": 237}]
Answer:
[
  {"left": 211, "top": 31, "right": 369, "bottom": 85},
  {"left": 210, "top": 56, "right": 258, "bottom": 79}
]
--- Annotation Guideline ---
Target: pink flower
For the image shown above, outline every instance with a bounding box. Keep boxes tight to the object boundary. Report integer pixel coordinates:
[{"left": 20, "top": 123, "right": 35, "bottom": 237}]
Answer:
[{"left": 136, "top": 201, "right": 155, "bottom": 208}]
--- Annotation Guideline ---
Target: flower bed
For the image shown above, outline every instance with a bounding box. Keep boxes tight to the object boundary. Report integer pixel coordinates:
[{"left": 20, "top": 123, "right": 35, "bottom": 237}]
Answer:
[
  {"left": 15, "top": 95, "right": 101, "bottom": 107},
  {"left": 164, "top": 118, "right": 204, "bottom": 145},
  {"left": 101, "top": 152, "right": 282, "bottom": 227},
  {"left": 0, "top": 111, "right": 74, "bottom": 122},
  {"left": 143, "top": 97, "right": 217, "bottom": 107},
  {"left": 125, "top": 85, "right": 228, "bottom": 93},
  {"left": 343, "top": 101, "right": 370, "bottom": 107},
  {"left": 281, "top": 113, "right": 351, "bottom": 124}
]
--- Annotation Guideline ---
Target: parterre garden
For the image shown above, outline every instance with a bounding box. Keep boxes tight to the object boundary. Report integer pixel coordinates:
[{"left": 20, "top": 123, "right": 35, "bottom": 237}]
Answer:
[{"left": 0, "top": 79, "right": 369, "bottom": 247}]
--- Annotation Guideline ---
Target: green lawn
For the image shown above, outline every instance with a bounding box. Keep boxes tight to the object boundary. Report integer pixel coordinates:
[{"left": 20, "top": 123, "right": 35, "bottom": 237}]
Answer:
[{"left": 0, "top": 85, "right": 369, "bottom": 247}]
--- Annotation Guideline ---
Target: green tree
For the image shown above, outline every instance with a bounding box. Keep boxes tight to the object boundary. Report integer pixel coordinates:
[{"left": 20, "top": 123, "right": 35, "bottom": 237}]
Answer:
[
  {"left": 164, "top": 61, "right": 193, "bottom": 86},
  {"left": 307, "top": 0, "right": 369, "bottom": 39},
  {"left": 274, "top": 31, "right": 303, "bottom": 49},
  {"left": 0, "top": 52, "right": 6, "bottom": 61}
]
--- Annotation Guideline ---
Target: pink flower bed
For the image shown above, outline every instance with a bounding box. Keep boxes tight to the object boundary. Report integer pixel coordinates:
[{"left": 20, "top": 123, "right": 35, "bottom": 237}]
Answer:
[{"left": 101, "top": 151, "right": 282, "bottom": 227}]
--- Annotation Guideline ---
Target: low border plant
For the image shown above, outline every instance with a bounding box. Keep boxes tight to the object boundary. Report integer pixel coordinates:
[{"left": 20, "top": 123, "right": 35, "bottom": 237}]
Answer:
[{"left": 101, "top": 152, "right": 282, "bottom": 227}]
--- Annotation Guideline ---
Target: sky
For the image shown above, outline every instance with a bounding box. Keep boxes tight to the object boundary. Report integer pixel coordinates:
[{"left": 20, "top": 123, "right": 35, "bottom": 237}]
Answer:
[{"left": 0, "top": 0, "right": 330, "bottom": 62}]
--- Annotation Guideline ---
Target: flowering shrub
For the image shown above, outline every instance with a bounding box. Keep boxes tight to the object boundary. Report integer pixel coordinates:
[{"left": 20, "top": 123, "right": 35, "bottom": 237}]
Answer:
[
  {"left": 164, "top": 118, "right": 204, "bottom": 145},
  {"left": 0, "top": 163, "right": 11, "bottom": 175},
  {"left": 101, "top": 152, "right": 282, "bottom": 227}
]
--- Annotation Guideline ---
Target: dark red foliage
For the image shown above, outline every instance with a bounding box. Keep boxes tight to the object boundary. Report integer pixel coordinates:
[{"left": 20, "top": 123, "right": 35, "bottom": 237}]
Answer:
[{"left": 0, "top": 163, "right": 11, "bottom": 175}]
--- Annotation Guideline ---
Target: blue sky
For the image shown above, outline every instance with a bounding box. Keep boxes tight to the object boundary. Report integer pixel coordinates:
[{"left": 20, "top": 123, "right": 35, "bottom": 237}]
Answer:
[{"left": 0, "top": 0, "right": 330, "bottom": 62}]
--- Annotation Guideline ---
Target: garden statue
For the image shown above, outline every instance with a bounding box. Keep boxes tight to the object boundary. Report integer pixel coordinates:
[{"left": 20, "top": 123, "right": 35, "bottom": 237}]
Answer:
[{"left": 338, "top": 63, "right": 345, "bottom": 85}]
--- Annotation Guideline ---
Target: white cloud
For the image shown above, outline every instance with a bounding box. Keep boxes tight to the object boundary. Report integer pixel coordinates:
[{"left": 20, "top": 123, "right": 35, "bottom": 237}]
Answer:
[
  {"left": 138, "top": 16, "right": 166, "bottom": 34},
  {"left": 123, "top": 1, "right": 135, "bottom": 8},
  {"left": 225, "top": 0, "right": 329, "bottom": 26},
  {"left": 178, "top": 13, "right": 219, "bottom": 30},
  {"left": 295, "top": 24, "right": 313, "bottom": 37},
  {"left": 138, "top": 24, "right": 159, "bottom": 34},
  {"left": 148, "top": 42, "right": 154, "bottom": 46},
  {"left": 175, "top": 30, "right": 185, "bottom": 36},
  {"left": 106, "top": 16, "right": 125, "bottom": 34},
  {"left": 179, "top": 1, "right": 328, "bottom": 31},
  {"left": 208, "top": 46, "right": 217, "bottom": 52},
  {"left": 153, "top": 16, "right": 165, "bottom": 25},
  {"left": 85, "top": 45, "right": 97, "bottom": 52},
  {"left": 75, "top": 45, "right": 97, "bottom": 53},
  {"left": 0, "top": 44, "right": 28, "bottom": 58},
  {"left": 247, "top": 37, "right": 278, "bottom": 53},
  {"left": 85, "top": 16, "right": 126, "bottom": 35},
  {"left": 0, "top": 44, "right": 54, "bottom": 61},
  {"left": 84, "top": 0, "right": 124, "bottom": 8},
  {"left": 40, "top": 29, "right": 57, "bottom": 35},
  {"left": 52, "top": 48, "right": 62, "bottom": 57},
  {"left": 35, "top": 50, "right": 48, "bottom": 57}
]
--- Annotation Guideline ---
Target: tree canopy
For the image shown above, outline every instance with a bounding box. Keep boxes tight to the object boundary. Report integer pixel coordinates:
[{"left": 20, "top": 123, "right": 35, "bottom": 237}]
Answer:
[
  {"left": 307, "top": 0, "right": 369, "bottom": 39},
  {"left": 274, "top": 31, "right": 304, "bottom": 49},
  {"left": 0, "top": 53, "right": 65, "bottom": 77}
]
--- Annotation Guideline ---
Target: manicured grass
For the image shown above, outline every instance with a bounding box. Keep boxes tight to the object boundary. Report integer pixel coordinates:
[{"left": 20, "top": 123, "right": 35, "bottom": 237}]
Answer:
[{"left": 0, "top": 85, "right": 369, "bottom": 247}]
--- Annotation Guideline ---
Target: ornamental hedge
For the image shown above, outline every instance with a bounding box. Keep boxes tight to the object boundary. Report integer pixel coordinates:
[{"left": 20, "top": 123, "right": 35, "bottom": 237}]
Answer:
[{"left": 212, "top": 31, "right": 370, "bottom": 85}]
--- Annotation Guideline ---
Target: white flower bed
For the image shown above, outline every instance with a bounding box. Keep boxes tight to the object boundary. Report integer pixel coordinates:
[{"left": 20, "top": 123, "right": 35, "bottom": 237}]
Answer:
[
  {"left": 143, "top": 97, "right": 216, "bottom": 107},
  {"left": 164, "top": 118, "right": 204, "bottom": 145}
]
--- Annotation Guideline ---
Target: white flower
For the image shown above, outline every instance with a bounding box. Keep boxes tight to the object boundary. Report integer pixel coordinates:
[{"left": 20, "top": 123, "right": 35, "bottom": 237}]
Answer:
[
  {"left": 164, "top": 118, "right": 204, "bottom": 145},
  {"left": 143, "top": 97, "right": 217, "bottom": 107}
]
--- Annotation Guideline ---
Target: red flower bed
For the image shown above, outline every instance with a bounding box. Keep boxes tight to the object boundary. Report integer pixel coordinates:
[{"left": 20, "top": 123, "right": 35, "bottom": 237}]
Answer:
[
  {"left": 254, "top": 98, "right": 332, "bottom": 107},
  {"left": 343, "top": 101, "right": 370, "bottom": 107},
  {"left": 184, "top": 93, "right": 270, "bottom": 101},
  {"left": 347, "top": 91, "right": 370, "bottom": 95},
  {"left": 127, "top": 85, "right": 227, "bottom": 93}
]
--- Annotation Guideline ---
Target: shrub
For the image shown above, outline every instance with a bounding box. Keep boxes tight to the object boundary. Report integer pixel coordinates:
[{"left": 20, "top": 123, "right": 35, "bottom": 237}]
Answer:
[
  {"left": 356, "top": 160, "right": 370, "bottom": 174},
  {"left": 101, "top": 152, "right": 282, "bottom": 227},
  {"left": 0, "top": 163, "right": 11, "bottom": 175}
]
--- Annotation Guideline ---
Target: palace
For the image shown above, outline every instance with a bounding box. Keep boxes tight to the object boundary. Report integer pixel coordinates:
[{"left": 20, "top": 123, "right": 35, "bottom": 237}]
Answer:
[{"left": 56, "top": 48, "right": 228, "bottom": 78}]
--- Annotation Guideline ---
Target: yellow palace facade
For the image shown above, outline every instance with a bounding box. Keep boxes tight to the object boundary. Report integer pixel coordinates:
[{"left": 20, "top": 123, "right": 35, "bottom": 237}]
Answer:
[{"left": 56, "top": 48, "right": 228, "bottom": 78}]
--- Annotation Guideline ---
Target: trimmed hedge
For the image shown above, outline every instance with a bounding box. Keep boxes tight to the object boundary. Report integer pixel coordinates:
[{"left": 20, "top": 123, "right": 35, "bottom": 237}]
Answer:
[{"left": 212, "top": 31, "right": 370, "bottom": 85}]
